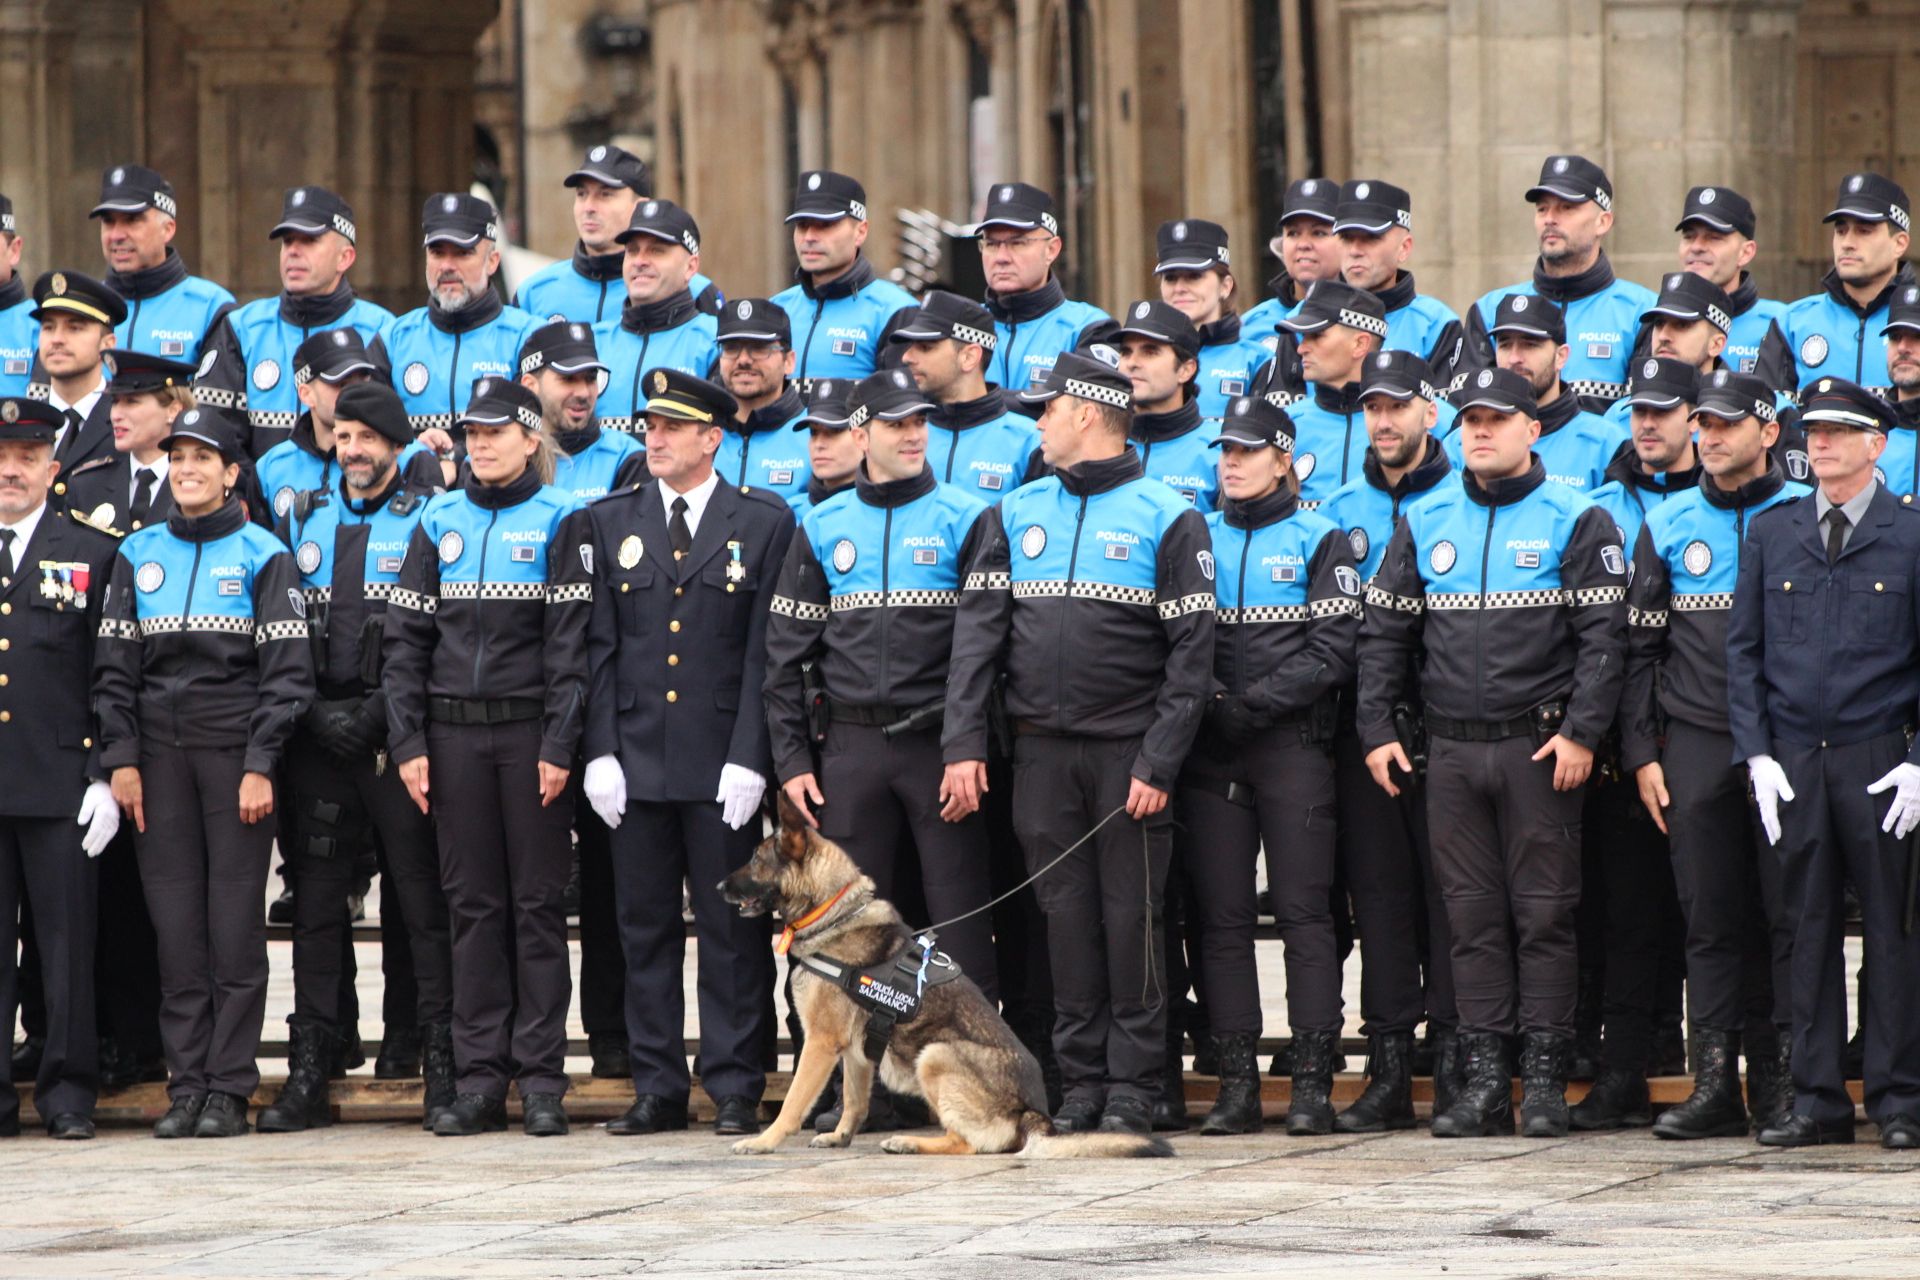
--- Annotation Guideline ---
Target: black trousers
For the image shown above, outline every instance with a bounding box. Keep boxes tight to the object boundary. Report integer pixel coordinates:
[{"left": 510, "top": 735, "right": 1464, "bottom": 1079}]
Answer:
[
  {"left": 1332, "top": 725, "right": 1454, "bottom": 1035},
  {"left": 284, "top": 734, "right": 451, "bottom": 1030},
  {"left": 573, "top": 802, "right": 627, "bottom": 1039},
  {"left": 1775, "top": 732, "right": 1920, "bottom": 1125},
  {"left": 815, "top": 721, "right": 997, "bottom": 1001},
  {"left": 1426, "top": 735, "right": 1584, "bottom": 1038},
  {"left": 1662, "top": 720, "right": 1789, "bottom": 1040},
  {"left": 1180, "top": 732, "right": 1341, "bottom": 1036},
  {"left": 135, "top": 743, "right": 275, "bottom": 1100},
  {"left": 428, "top": 720, "right": 572, "bottom": 1100},
  {"left": 1580, "top": 772, "right": 1679, "bottom": 1067},
  {"left": 611, "top": 797, "right": 770, "bottom": 1103},
  {"left": 0, "top": 815, "right": 98, "bottom": 1122},
  {"left": 1011, "top": 733, "right": 1170, "bottom": 1105},
  {"left": 19, "top": 825, "right": 161, "bottom": 1062},
  {"left": 986, "top": 745, "right": 1052, "bottom": 1027}
]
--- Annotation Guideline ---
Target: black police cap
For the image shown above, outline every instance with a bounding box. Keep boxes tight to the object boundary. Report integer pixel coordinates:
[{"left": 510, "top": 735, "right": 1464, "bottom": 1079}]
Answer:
[
  {"left": 423, "top": 193, "right": 499, "bottom": 248},
  {"left": 716, "top": 298, "right": 791, "bottom": 346},
  {"left": 1796, "top": 376, "right": 1893, "bottom": 434},
  {"left": 1676, "top": 185, "right": 1755, "bottom": 238},
  {"left": 977, "top": 182, "right": 1060, "bottom": 236},
  {"left": 1277, "top": 178, "right": 1338, "bottom": 228},
  {"left": 795, "top": 377, "right": 855, "bottom": 431},
  {"left": 1016, "top": 349, "right": 1132, "bottom": 410},
  {"left": 91, "top": 164, "right": 178, "bottom": 220},
  {"left": 1454, "top": 366, "right": 1540, "bottom": 418},
  {"left": 888, "top": 290, "right": 998, "bottom": 350},
  {"left": 1209, "top": 395, "right": 1295, "bottom": 453},
  {"left": 1332, "top": 179, "right": 1412, "bottom": 236},
  {"left": 270, "top": 186, "right": 357, "bottom": 244},
  {"left": 1824, "top": 172, "right": 1912, "bottom": 233},
  {"left": 565, "top": 144, "right": 650, "bottom": 193},
  {"left": 641, "top": 368, "right": 736, "bottom": 425},
  {"left": 1113, "top": 299, "right": 1201, "bottom": 358},
  {"left": 333, "top": 382, "right": 414, "bottom": 447},
  {"left": 1358, "top": 350, "right": 1439, "bottom": 403},
  {"left": 1487, "top": 292, "right": 1566, "bottom": 343},
  {"left": 1280, "top": 280, "right": 1388, "bottom": 338},
  {"left": 1155, "top": 219, "right": 1230, "bottom": 273},
  {"left": 1643, "top": 272, "right": 1733, "bottom": 334},
  {"left": 519, "top": 321, "right": 607, "bottom": 378},
  {"left": 0, "top": 396, "right": 64, "bottom": 444},
  {"left": 30, "top": 271, "right": 127, "bottom": 328},
  {"left": 1525, "top": 155, "right": 1613, "bottom": 213},
  {"left": 614, "top": 199, "right": 700, "bottom": 254},
  {"left": 105, "top": 350, "right": 197, "bottom": 397},
  {"left": 1625, "top": 357, "right": 1700, "bottom": 410},
  {"left": 459, "top": 376, "right": 544, "bottom": 431},
  {"left": 1882, "top": 282, "right": 1920, "bottom": 338},
  {"left": 787, "top": 171, "right": 868, "bottom": 224},
  {"left": 160, "top": 407, "right": 245, "bottom": 461},
  {"left": 1691, "top": 369, "right": 1778, "bottom": 425},
  {"left": 293, "top": 328, "right": 379, "bottom": 388},
  {"left": 849, "top": 369, "right": 935, "bottom": 430}
]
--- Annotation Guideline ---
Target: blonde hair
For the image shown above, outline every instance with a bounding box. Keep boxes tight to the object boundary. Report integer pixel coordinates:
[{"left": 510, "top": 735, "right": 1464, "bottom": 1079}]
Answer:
[{"left": 527, "top": 426, "right": 557, "bottom": 486}]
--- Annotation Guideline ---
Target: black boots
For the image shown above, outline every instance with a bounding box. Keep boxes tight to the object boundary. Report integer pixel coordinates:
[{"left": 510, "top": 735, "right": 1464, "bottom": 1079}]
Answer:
[
  {"left": 1429, "top": 1024, "right": 1464, "bottom": 1119},
  {"left": 375, "top": 1024, "right": 422, "bottom": 1079},
  {"left": 1335, "top": 1032, "right": 1416, "bottom": 1133},
  {"left": 1569, "top": 1066, "right": 1652, "bottom": 1130},
  {"left": 1652, "top": 1028, "right": 1748, "bottom": 1140},
  {"left": 1745, "top": 1029, "right": 1794, "bottom": 1134},
  {"left": 1431, "top": 1031, "right": 1513, "bottom": 1137},
  {"left": 1285, "top": 1029, "right": 1338, "bottom": 1136},
  {"left": 421, "top": 1018, "right": 457, "bottom": 1131},
  {"left": 258, "top": 1021, "right": 336, "bottom": 1133},
  {"left": 1152, "top": 1034, "right": 1190, "bottom": 1132},
  {"left": 1518, "top": 1031, "right": 1572, "bottom": 1138},
  {"left": 1199, "top": 1031, "right": 1263, "bottom": 1134}
]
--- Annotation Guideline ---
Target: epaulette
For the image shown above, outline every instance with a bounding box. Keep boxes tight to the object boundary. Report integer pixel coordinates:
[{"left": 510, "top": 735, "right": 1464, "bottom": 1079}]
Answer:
[
  {"left": 736, "top": 483, "right": 796, "bottom": 513},
  {"left": 589, "top": 481, "right": 647, "bottom": 505}
]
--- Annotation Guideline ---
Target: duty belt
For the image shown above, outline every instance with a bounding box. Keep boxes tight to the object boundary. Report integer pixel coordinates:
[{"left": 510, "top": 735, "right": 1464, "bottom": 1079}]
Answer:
[
  {"left": 427, "top": 696, "right": 543, "bottom": 726},
  {"left": 1423, "top": 710, "right": 1535, "bottom": 742},
  {"left": 828, "top": 699, "right": 937, "bottom": 729}
]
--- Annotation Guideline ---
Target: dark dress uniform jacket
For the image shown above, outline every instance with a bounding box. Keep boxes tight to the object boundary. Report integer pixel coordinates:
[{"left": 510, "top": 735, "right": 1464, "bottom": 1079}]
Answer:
[
  {"left": 584, "top": 478, "right": 796, "bottom": 801},
  {"left": 61, "top": 453, "right": 176, "bottom": 537}
]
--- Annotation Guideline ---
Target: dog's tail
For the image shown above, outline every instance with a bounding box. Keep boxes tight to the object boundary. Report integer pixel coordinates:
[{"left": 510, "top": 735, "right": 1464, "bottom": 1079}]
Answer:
[{"left": 1015, "top": 1109, "right": 1173, "bottom": 1159}]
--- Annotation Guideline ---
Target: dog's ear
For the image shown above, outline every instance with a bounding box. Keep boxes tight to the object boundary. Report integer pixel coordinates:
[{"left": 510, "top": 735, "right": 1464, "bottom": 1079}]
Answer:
[{"left": 775, "top": 791, "right": 812, "bottom": 862}]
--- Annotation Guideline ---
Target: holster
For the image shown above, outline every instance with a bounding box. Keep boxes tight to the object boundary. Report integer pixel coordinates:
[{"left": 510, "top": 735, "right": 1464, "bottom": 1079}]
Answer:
[
  {"left": 1392, "top": 702, "right": 1428, "bottom": 777},
  {"left": 802, "top": 661, "right": 829, "bottom": 745}
]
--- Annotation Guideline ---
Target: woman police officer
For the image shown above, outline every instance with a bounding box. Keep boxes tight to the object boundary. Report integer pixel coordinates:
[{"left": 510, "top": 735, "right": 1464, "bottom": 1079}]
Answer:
[{"left": 93, "top": 408, "right": 315, "bottom": 1137}]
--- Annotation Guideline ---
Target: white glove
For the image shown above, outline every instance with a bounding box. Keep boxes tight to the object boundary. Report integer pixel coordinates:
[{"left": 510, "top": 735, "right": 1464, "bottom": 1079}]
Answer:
[
  {"left": 76, "top": 780, "right": 119, "bottom": 858},
  {"left": 583, "top": 754, "right": 627, "bottom": 830},
  {"left": 716, "top": 764, "right": 767, "bottom": 831},
  {"left": 1867, "top": 762, "right": 1920, "bottom": 840},
  {"left": 1747, "top": 754, "right": 1795, "bottom": 847}
]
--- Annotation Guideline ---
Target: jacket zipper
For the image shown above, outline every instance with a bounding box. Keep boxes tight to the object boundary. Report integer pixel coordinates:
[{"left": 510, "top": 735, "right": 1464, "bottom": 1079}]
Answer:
[
  {"left": 799, "top": 297, "right": 826, "bottom": 383},
  {"left": 1233, "top": 523, "right": 1252, "bottom": 693},
  {"left": 126, "top": 296, "right": 142, "bottom": 346},
  {"left": 1341, "top": 407, "right": 1357, "bottom": 486},
  {"left": 471, "top": 506, "right": 499, "bottom": 690},
  {"left": 738, "top": 431, "right": 753, "bottom": 487},
  {"left": 446, "top": 330, "right": 464, "bottom": 422},
  {"left": 943, "top": 430, "right": 958, "bottom": 482},
  {"left": 596, "top": 279, "right": 610, "bottom": 323},
  {"left": 1475, "top": 500, "right": 1496, "bottom": 721},
  {"left": 626, "top": 332, "right": 654, "bottom": 424},
  {"left": 171, "top": 538, "right": 206, "bottom": 746},
  {"left": 1855, "top": 315, "right": 1866, "bottom": 382},
  {"left": 1001, "top": 321, "right": 1019, "bottom": 387},
  {"left": 878, "top": 505, "right": 894, "bottom": 697},
  {"left": 1057, "top": 492, "right": 1088, "bottom": 719}
]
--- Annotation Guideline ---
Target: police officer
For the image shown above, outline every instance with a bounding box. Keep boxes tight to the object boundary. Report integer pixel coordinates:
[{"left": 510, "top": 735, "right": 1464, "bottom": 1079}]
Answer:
[
  {"left": 384, "top": 377, "right": 595, "bottom": 1138},
  {"left": 0, "top": 397, "right": 120, "bottom": 1139},
  {"left": 1624, "top": 370, "right": 1805, "bottom": 1140},
  {"left": 94, "top": 408, "right": 315, "bottom": 1138},
  {"left": 373, "top": 195, "right": 536, "bottom": 440},
  {"left": 1604, "top": 273, "right": 1736, "bottom": 440},
  {"left": 579, "top": 369, "right": 794, "bottom": 1138},
  {"left": 1459, "top": 293, "right": 1621, "bottom": 492},
  {"left": 976, "top": 183, "right": 1110, "bottom": 396},
  {"left": 261, "top": 381, "right": 455, "bottom": 1132},
  {"left": 0, "top": 196, "right": 35, "bottom": 398},
  {"left": 1153, "top": 219, "right": 1273, "bottom": 421},
  {"left": 515, "top": 144, "right": 720, "bottom": 324},
  {"left": 1262, "top": 281, "right": 1395, "bottom": 506},
  {"left": 714, "top": 299, "right": 809, "bottom": 500},
  {"left": 1332, "top": 181, "right": 1464, "bottom": 390},
  {"left": 1784, "top": 174, "right": 1915, "bottom": 390},
  {"left": 787, "top": 379, "right": 861, "bottom": 515},
  {"left": 1176, "top": 396, "right": 1359, "bottom": 1136},
  {"left": 33, "top": 272, "right": 127, "bottom": 485},
  {"left": 91, "top": 164, "right": 234, "bottom": 363},
  {"left": 1359, "top": 366, "right": 1627, "bottom": 1138},
  {"left": 772, "top": 171, "right": 917, "bottom": 384},
  {"left": 1243, "top": 178, "right": 1342, "bottom": 371},
  {"left": 1884, "top": 287, "right": 1920, "bottom": 497},
  {"left": 1568, "top": 358, "right": 1704, "bottom": 1131},
  {"left": 64, "top": 351, "right": 193, "bottom": 534},
  {"left": 892, "top": 290, "right": 1044, "bottom": 497},
  {"left": 1673, "top": 186, "right": 1794, "bottom": 390},
  {"left": 1114, "top": 300, "right": 1220, "bottom": 512},
  {"left": 196, "top": 187, "right": 395, "bottom": 457},
  {"left": 521, "top": 321, "right": 644, "bottom": 503},
  {"left": 1463, "top": 156, "right": 1655, "bottom": 409},
  {"left": 1729, "top": 378, "right": 1920, "bottom": 1150},
  {"left": 592, "top": 200, "right": 719, "bottom": 435},
  {"left": 1319, "top": 351, "right": 1460, "bottom": 1131},
  {"left": 943, "top": 350, "right": 1215, "bottom": 1136}
]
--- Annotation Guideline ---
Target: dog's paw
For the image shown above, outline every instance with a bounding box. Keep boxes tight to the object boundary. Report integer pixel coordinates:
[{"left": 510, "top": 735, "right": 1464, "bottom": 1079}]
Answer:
[
  {"left": 730, "top": 1135, "right": 781, "bottom": 1155},
  {"left": 879, "top": 1135, "right": 917, "bottom": 1155},
  {"left": 807, "top": 1131, "right": 850, "bottom": 1149}
]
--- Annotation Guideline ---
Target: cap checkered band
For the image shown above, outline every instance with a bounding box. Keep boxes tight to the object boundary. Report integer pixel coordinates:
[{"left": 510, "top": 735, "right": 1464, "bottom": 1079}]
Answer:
[
  {"left": 952, "top": 322, "right": 997, "bottom": 350},
  {"left": 1894, "top": 206, "right": 1913, "bottom": 232},
  {"left": 1594, "top": 190, "right": 1613, "bottom": 213},
  {"left": 332, "top": 213, "right": 356, "bottom": 242},
  {"left": 1218, "top": 245, "right": 1230, "bottom": 264},
  {"left": 293, "top": 362, "right": 314, "bottom": 387},
  {"left": 849, "top": 403, "right": 873, "bottom": 429},
  {"left": 516, "top": 405, "right": 542, "bottom": 431},
  {"left": 1394, "top": 209, "right": 1412, "bottom": 229},
  {"left": 682, "top": 230, "right": 699, "bottom": 253},
  {"left": 521, "top": 351, "right": 545, "bottom": 375},
  {"left": 1040, "top": 211, "right": 1059, "bottom": 235},
  {"left": 484, "top": 221, "right": 499, "bottom": 242},
  {"left": 1, "top": 212, "right": 12, "bottom": 233},
  {"left": 1752, "top": 399, "right": 1776, "bottom": 423},
  {"left": 1064, "top": 377, "right": 1129, "bottom": 408},
  {"left": 1338, "top": 309, "right": 1389, "bottom": 338},
  {"left": 153, "top": 192, "right": 178, "bottom": 218},
  {"left": 849, "top": 200, "right": 867, "bottom": 221},
  {"left": 1707, "top": 304, "right": 1731, "bottom": 332}
]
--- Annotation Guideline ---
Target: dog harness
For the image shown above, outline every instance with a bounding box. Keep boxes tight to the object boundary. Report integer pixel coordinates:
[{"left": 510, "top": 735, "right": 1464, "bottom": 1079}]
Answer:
[{"left": 791, "top": 933, "right": 965, "bottom": 1062}]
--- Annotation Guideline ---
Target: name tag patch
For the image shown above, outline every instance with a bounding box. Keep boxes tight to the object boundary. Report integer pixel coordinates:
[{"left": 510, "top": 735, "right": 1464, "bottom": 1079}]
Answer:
[
  {"left": 1272, "top": 566, "right": 1298, "bottom": 583},
  {"left": 4, "top": 360, "right": 25, "bottom": 375},
  {"left": 217, "top": 578, "right": 244, "bottom": 596},
  {"left": 1515, "top": 551, "right": 1540, "bottom": 568},
  {"left": 831, "top": 339, "right": 857, "bottom": 356},
  {"left": 912, "top": 549, "right": 937, "bottom": 565},
  {"left": 161, "top": 339, "right": 186, "bottom": 356},
  {"left": 977, "top": 472, "right": 1004, "bottom": 490},
  {"left": 1586, "top": 342, "right": 1613, "bottom": 360},
  {"left": 511, "top": 545, "right": 537, "bottom": 563},
  {"left": 1104, "top": 543, "right": 1130, "bottom": 561},
  {"left": 1218, "top": 378, "right": 1246, "bottom": 396},
  {"left": 378, "top": 556, "right": 404, "bottom": 573},
  {"left": 769, "top": 470, "right": 794, "bottom": 484}
]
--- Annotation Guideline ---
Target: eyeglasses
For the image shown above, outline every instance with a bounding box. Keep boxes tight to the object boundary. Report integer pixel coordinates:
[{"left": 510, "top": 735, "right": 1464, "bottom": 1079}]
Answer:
[{"left": 976, "top": 233, "right": 1052, "bottom": 253}]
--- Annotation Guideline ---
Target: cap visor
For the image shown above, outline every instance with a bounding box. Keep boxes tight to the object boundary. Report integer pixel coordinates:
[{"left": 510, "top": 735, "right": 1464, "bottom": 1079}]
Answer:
[
  {"left": 1675, "top": 214, "right": 1739, "bottom": 234},
  {"left": 1640, "top": 304, "right": 1705, "bottom": 325},
  {"left": 872, "top": 399, "right": 936, "bottom": 421},
  {"left": 972, "top": 214, "right": 1044, "bottom": 233},
  {"left": 1454, "top": 393, "right": 1528, "bottom": 414},
  {"left": 795, "top": 415, "right": 852, "bottom": 430},
  {"left": 564, "top": 168, "right": 630, "bottom": 189},
  {"left": 1015, "top": 385, "right": 1064, "bottom": 403},
  {"left": 717, "top": 329, "right": 786, "bottom": 344},
  {"left": 1882, "top": 320, "right": 1920, "bottom": 337},
  {"left": 316, "top": 359, "right": 379, "bottom": 384},
  {"left": 269, "top": 218, "right": 332, "bottom": 240},
  {"left": 1332, "top": 216, "right": 1395, "bottom": 235},
  {"left": 1278, "top": 313, "right": 1333, "bottom": 335},
  {"left": 455, "top": 410, "right": 516, "bottom": 427},
  {"left": 1627, "top": 392, "right": 1687, "bottom": 409},
  {"left": 158, "top": 429, "right": 232, "bottom": 455},
  {"left": 642, "top": 400, "right": 713, "bottom": 423},
  {"left": 1279, "top": 209, "right": 1336, "bottom": 225},
  {"left": 613, "top": 225, "right": 681, "bottom": 246},
  {"left": 1688, "top": 398, "right": 1754, "bottom": 421},
  {"left": 1824, "top": 205, "right": 1894, "bottom": 224},
  {"left": 31, "top": 299, "right": 116, "bottom": 326},
  {"left": 1358, "top": 382, "right": 1421, "bottom": 402},
  {"left": 887, "top": 324, "right": 949, "bottom": 343},
  {"left": 1799, "top": 408, "right": 1883, "bottom": 431},
  {"left": 1153, "top": 256, "right": 1219, "bottom": 273},
  {"left": 424, "top": 230, "right": 485, "bottom": 248},
  {"left": 1524, "top": 183, "right": 1595, "bottom": 204},
  {"left": 1487, "top": 322, "right": 1558, "bottom": 340},
  {"left": 89, "top": 200, "right": 153, "bottom": 218},
  {"left": 1112, "top": 325, "right": 1182, "bottom": 345},
  {"left": 1208, "top": 430, "right": 1278, "bottom": 448},
  {"left": 784, "top": 207, "right": 856, "bottom": 224},
  {"left": 546, "top": 357, "right": 610, "bottom": 376}
]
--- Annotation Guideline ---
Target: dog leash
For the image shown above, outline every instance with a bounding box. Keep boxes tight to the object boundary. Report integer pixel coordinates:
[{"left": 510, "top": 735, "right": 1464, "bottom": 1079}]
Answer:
[{"left": 910, "top": 803, "right": 1130, "bottom": 935}]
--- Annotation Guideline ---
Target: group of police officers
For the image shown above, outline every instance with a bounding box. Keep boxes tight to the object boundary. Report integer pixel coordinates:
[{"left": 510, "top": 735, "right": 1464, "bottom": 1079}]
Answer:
[{"left": 1, "top": 143, "right": 1917, "bottom": 1153}]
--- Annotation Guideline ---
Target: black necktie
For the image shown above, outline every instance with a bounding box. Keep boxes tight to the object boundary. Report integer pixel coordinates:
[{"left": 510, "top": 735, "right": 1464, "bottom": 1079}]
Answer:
[
  {"left": 1825, "top": 506, "right": 1849, "bottom": 564},
  {"left": 56, "top": 408, "right": 83, "bottom": 462},
  {"left": 130, "top": 467, "right": 156, "bottom": 527},
  {"left": 0, "top": 528, "right": 14, "bottom": 583},
  {"left": 669, "top": 495, "right": 692, "bottom": 559}
]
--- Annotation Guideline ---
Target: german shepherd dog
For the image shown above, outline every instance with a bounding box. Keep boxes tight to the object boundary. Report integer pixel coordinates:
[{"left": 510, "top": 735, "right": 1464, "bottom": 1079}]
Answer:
[{"left": 718, "top": 793, "right": 1172, "bottom": 1157}]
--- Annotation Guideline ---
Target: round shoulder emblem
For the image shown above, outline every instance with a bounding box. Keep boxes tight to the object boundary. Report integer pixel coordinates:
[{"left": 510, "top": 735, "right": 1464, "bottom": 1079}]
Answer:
[
  {"left": 1643, "top": 359, "right": 1660, "bottom": 378},
  {"left": 273, "top": 486, "right": 295, "bottom": 518},
  {"left": 1430, "top": 539, "right": 1457, "bottom": 575},
  {"left": 197, "top": 348, "right": 220, "bottom": 378},
  {"left": 1682, "top": 539, "right": 1713, "bottom": 576},
  {"left": 252, "top": 358, "right": 281, "bottom": 392},
  {"left": 1335, "top": 564, "right": 1362, "bottom": 596},
  {"left": 135, "top": 561, "right": 165, "bottom": 593},
  {"left": 438, "top": 530, "right": 464, "bottom": 563},
  {"left": 1196, "top": 549, "right": 1214, "bottom": 581},
  {"left": 402, "top": 362, "right": 431, "bottom": 396},
  {"left": 1294, "top": 452, "right": 1317, "bottom": 481},
  {"left": 1020, "top": 524, "right": 1047, "bottom": 559},
  {"left": 1348, "top": 526, "right": 1370, "bottom": 562},
  {"left": 1800, "top": 334, "right": 1829, "bottom": 368},
  {"left": 831, "top": 538, "right": 857, "bottom": 573},
  {"left": 296, "top": 541, "right": 323, "bottom": 574}
]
